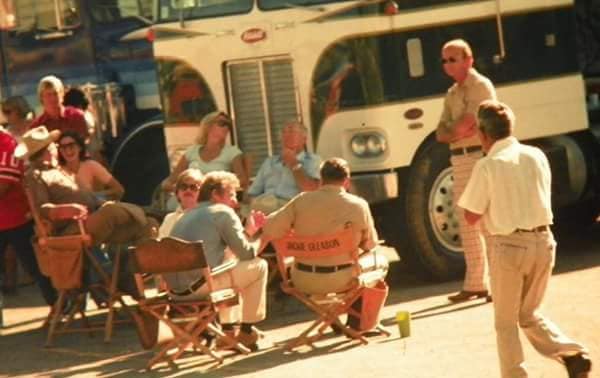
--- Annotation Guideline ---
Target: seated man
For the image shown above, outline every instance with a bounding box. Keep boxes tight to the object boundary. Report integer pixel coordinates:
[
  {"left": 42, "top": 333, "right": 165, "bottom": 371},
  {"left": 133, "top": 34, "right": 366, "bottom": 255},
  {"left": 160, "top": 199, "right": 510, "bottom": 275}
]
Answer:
[
  {"left": 166, "top": 171, "right": 268, "bottom": 351},
  {"left": 247, "top": 120, "right": 321, "bottom": 215},
  {"left": 16, "top": 126, "right": 157, "bottom": 246},
  {"left": 263, "top": 157, "right": 388, "bottom": 330}
]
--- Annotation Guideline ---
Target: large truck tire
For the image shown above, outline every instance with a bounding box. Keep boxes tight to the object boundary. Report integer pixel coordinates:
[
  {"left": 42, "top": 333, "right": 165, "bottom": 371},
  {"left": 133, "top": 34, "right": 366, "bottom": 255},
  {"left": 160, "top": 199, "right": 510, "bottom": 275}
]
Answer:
[
  {"left": 111, "top": 120, "right": 169, "bottom": 206},
  {"left": 404, "top": 139, "right": 465, "bottom": 280}
]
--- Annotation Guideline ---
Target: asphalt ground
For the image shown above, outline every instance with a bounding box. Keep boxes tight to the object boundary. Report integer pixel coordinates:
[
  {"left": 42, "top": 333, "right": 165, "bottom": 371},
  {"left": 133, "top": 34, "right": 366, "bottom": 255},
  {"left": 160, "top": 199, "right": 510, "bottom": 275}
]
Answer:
[{"left": 0, "top": 225, "right": 599, "bottom": 378}]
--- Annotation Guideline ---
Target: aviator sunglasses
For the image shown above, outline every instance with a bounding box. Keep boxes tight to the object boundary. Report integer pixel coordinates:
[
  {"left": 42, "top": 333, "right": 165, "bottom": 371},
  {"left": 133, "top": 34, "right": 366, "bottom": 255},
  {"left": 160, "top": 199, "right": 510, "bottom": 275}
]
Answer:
[
  {"left": 178, "top": 183, "right": 201, "bottom": 192},
  {"left": 441, "top": 57, "right": 458, "bottom": 64}
]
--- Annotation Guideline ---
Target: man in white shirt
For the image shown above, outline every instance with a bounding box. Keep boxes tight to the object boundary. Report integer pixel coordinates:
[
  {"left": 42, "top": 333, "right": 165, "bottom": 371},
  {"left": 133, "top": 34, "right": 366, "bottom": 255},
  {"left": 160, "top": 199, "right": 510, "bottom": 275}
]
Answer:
[{"left": 458, "top": 100, "right": 591, "bottom": 378}]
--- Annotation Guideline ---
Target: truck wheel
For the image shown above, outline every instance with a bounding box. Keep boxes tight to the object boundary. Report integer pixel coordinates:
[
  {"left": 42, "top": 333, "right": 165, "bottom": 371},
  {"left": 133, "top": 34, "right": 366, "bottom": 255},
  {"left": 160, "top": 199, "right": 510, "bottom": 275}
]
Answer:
[
  {"left": 404, "top": 139, "right": 465, "bottom": 280},
  {"left": 111, "top": 121, "right": 170, "bottom": 206}
]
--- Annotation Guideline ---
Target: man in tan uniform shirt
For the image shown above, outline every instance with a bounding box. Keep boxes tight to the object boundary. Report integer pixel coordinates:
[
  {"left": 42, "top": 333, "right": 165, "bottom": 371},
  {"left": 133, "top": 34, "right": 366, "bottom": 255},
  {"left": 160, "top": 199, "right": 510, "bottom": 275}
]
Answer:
[
  {"left": 437, "top": 39, "right": 496, "bottom": 302},
  {"left": 263, "top": 158, "right": 388, "bottom": 329},
  {"left": 459, "top": 100, "right": 591, "bottom": 378}
]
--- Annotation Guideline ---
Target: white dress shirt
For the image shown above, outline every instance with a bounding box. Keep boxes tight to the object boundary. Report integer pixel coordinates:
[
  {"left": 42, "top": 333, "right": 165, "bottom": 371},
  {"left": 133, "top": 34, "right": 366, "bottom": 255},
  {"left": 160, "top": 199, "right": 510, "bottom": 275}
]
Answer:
[{"left": 458, "top": 136, "right": 553, "bottom": 235}]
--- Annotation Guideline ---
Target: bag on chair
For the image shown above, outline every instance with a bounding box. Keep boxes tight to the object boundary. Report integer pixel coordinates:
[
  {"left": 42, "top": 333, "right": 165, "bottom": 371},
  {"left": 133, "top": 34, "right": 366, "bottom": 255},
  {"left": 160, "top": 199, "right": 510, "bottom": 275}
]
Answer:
[
  {"left": 349, "top": 280, "right": 389, "bottom": 331},
  {"left": 46, "top": 246, "right": 83, "bottom": 290}
]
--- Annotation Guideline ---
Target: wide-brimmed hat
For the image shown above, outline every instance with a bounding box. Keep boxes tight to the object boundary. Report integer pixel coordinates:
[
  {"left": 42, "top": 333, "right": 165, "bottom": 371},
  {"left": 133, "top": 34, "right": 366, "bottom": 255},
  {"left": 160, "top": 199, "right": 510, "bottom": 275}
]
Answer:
[{"left": 14, "top": 126, "right": 61, "bottom": 159}]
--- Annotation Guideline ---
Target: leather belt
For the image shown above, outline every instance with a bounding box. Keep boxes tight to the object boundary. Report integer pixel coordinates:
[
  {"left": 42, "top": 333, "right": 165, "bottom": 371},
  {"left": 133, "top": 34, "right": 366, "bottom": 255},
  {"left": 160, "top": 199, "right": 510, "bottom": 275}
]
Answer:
[
  {"left": 450, "top": 146, "right": 482, "bottom": 156},
  {"left": 515, "top": 225, "right": 549, "bottom": 233},
  {"left": 295, "top": 262, "right": 353, "bottom": 273},
  {"left": 169, "top": 277, "right": 206, "bottom": 296}
]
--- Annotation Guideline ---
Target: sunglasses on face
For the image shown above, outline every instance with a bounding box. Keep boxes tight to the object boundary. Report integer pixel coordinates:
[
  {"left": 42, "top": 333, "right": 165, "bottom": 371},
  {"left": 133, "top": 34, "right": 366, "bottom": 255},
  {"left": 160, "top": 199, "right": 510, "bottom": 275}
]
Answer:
[
  {"left": 58, "top": 142, "right": 78, "bottom": 150},
  {"left": 177, "top": 183, "right": 200, "bottom": 192},
  {"left": 214, "top": 120, "right": 231, "bottom": 128},
  {"left": 441, "top": 57, "right": 458, "bottom": 64}
]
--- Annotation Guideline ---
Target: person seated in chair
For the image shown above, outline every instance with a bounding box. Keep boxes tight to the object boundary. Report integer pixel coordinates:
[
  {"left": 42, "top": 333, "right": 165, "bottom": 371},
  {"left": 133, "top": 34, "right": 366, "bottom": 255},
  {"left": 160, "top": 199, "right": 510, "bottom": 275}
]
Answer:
[
  {"left": 15, "top": 126, "right": 158, "bottom": 297},
  {"left": 166, "top": 171, "right": 268, "bottom": 351},
  {"left": 262, "top": 157, "right": 389, "bottom": 331},
  {"left": 247, "top": 120, "right": 321, "bottom": 215},
  {"left": 16, "top": 126, "right": 157, "bottom": 245}
]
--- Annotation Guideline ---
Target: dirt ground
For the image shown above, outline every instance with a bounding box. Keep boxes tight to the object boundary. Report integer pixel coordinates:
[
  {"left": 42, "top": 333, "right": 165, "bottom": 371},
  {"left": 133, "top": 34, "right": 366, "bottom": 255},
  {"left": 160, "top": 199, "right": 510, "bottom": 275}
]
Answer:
[{"left": 0, "top": 225, "right": 599, "bottom": 378}]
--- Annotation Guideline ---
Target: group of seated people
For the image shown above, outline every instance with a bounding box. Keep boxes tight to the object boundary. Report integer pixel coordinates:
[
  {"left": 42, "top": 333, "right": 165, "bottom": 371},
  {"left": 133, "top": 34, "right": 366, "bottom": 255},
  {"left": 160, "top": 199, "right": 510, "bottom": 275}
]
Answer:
[{"left": 1, "top": 74, "right": 389, "bottom": 353}]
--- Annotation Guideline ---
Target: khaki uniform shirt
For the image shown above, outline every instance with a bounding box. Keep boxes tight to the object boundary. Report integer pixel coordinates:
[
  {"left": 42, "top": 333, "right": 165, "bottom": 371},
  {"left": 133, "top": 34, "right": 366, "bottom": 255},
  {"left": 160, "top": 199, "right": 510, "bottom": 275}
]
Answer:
[
  {"left": 263, "top": 184, "right": 378, "bottom": 265},
  {"left": 458, "top": 137, "right": 553, "bottom": 235},
  {"left": 438, "top": 68, "right": 496, "bottom": 148}
]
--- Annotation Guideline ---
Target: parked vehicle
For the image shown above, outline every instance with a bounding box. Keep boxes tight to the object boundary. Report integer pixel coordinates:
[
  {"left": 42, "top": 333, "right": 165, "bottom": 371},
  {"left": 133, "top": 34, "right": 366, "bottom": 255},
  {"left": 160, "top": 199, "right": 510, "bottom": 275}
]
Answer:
[{"left": 0, "top": 0, "right": 169, "bottom": 205}]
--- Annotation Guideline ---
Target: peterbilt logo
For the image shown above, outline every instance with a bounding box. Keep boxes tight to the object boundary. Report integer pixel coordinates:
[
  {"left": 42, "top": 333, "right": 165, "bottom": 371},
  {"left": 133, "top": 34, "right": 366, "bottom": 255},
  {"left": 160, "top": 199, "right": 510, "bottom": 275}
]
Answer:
[{"left": 241, "top": 28, "right": 266, "bottom": 43}]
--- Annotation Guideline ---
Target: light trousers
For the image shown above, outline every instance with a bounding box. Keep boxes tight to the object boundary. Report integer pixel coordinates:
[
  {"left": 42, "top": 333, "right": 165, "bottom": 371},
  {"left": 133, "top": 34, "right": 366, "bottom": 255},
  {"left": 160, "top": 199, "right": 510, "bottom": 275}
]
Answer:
[{"left": 489, "top": 231, "right": 587, "bottom": 378}]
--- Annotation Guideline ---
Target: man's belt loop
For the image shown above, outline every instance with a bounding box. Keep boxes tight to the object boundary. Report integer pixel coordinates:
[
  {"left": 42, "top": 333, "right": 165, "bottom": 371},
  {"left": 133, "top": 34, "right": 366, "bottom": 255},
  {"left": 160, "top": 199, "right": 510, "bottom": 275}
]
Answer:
[{"left": 450, "top": 146, "right": 482, "bottom": 156}]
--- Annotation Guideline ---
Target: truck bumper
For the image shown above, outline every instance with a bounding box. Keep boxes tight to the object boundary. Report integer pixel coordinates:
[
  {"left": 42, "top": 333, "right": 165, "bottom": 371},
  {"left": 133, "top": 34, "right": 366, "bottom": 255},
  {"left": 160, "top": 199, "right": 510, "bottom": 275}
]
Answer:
[{"left": 350, "top": 171, "right": 398, "bottom": 204}]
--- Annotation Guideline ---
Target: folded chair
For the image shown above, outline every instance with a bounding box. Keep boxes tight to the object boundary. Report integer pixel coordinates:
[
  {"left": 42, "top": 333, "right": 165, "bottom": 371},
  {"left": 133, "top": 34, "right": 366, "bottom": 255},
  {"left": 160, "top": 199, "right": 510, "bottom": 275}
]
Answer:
[
  {"left": 129, "top": 237, "right": 250, "bottom": 370},
  {"left": 272, "top": 228, "right": 388, "bottom": 351},
  {"left": 24, "top": 186, "right": 132, "bottom": 346}
]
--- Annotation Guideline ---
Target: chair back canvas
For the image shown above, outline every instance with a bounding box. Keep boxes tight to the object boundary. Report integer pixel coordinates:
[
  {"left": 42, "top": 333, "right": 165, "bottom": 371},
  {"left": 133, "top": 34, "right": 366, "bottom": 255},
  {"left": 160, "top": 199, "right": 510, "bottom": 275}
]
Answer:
[{"left": 272, "top": 227, "right": 359, "bottom": 281}]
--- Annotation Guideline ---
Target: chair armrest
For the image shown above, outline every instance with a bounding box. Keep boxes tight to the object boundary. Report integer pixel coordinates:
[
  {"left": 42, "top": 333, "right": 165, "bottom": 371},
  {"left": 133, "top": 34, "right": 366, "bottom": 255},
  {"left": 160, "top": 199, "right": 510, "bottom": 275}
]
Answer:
[{"left": 210, "top": 259, "right": 237, "bottom": 277}]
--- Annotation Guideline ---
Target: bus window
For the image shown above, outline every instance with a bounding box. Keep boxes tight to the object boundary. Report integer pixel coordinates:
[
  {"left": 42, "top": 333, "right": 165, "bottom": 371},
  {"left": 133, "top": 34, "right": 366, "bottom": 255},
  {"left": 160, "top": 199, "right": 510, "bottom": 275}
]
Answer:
[
  {"left": 90, "top": 0, "right": 155, "bottom": 24},
  {"left": 157, "top": 58, "right": 216, "bottom": 124},
  {"left": 156, "top": 0, "right": 252, "bottom": 22},
  {"left": 11, "top": 0, "right": 80, "bottom": 32},
  {"left": 407, "top": 38, "right": 425, "bottom": 78}
]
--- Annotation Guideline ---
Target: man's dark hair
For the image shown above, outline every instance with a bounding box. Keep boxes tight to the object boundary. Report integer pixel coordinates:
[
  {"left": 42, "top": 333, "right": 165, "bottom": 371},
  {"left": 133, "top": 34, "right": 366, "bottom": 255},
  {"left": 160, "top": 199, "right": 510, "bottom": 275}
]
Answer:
[
  {"left": 63, "top": 87, "right": 89, "bottom": 110},
  {"left": 477, "top": 100, "right": 514, "bottom": 141},
  {"left": 320, "top": 157, "right": 350, "bottom": 184}
]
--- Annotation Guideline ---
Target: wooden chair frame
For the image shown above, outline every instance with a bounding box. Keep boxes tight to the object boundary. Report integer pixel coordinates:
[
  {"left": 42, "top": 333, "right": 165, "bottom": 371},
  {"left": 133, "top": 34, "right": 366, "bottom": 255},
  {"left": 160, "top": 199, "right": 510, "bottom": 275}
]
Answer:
[
  {"left": 272, "top": 228, "right": 388, "bottom": 351},
  {"left": 24, "top": 186, "right": 132, "bottom": 346},
  {"left": 129, "top": 237, "right": 250, "bottom": 370}
]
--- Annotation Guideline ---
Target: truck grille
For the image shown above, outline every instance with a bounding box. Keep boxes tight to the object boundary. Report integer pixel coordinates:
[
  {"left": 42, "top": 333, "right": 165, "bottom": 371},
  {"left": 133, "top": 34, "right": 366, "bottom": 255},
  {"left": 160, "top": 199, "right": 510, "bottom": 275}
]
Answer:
[{"left": 226, "top": 57, "right": 299, "bottom": 176}]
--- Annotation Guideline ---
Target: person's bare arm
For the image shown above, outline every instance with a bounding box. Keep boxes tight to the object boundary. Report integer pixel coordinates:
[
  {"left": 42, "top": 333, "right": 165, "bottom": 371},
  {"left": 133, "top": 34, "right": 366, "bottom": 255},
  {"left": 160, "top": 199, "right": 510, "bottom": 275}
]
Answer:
[
  {"left": 97, "top": 177, "right": 125, "bottom": 200},
  {"left": 436, "top": 113, "right": 477, "bottom": 143},
  {"left": 161, "top": 154, "right": 189, "bottom": 192}
]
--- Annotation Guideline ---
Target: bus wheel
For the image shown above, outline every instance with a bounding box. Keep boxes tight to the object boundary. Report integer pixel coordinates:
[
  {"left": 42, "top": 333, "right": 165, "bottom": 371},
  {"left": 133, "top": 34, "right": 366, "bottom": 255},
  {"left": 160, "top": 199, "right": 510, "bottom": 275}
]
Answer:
[{"left": 405, "top": 140, "right": 465, "bottom": 280}]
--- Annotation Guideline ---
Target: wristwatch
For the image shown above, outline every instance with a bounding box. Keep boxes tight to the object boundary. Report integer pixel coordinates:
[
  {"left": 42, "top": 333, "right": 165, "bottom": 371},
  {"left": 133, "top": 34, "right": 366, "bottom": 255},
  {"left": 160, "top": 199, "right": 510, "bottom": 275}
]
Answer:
[{"left": 291, "top": 163, "right": 302, "bottom": 171}]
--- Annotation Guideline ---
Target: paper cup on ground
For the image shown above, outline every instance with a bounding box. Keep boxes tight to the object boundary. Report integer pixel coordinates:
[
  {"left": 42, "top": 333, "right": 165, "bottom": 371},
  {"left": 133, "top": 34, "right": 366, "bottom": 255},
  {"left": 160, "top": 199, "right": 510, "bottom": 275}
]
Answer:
[{"left": 396, "top": 311, "right": 411, "bottom": 338}]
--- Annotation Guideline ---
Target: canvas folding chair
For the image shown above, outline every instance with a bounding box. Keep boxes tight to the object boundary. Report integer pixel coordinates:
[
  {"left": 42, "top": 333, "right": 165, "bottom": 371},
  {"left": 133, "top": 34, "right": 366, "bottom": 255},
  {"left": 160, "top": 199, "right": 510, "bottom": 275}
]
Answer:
[
  {"left": 272, "top": 228, "right": 389, "bottom": 351},
  {"left": 24, "top": 186, "right": 132, "bottom": 346},
  {"left": 129, "top": 237, "right": 250, "bottom": 370}
]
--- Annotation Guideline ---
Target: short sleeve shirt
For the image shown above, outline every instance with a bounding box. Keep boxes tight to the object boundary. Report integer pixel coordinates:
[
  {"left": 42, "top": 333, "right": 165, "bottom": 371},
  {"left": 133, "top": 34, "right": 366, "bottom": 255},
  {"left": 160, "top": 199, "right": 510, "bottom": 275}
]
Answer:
[
  {"left": 0, "top": 129, "right": 29, "bottom": 230},
  {"left": 438, "top": 68, "right": 496, "bottom": 148},
  {"left": 263, "top": 185, "right": 378, "bottom": 265},
  {"left": 184, "top": 144, "right": 242, "bottom": 173},
  {"left": 458, "top": 137, "right": 553, "bottom": 235},
  {"left": 247, "top": 151, "right": 321, "bottom": 200},
  {"left": 30, "top": 106, "right": 89, "bottom": 140}
]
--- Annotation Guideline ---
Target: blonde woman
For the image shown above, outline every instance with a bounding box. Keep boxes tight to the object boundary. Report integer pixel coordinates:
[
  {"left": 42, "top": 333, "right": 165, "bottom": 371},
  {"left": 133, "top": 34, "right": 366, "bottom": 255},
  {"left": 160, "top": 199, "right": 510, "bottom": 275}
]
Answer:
[
  {"left": 161, "top": 111, "right": 249, "bottom": 193},
  {"left": 158, "top": 168, "right": 204, "bottom": 238}
]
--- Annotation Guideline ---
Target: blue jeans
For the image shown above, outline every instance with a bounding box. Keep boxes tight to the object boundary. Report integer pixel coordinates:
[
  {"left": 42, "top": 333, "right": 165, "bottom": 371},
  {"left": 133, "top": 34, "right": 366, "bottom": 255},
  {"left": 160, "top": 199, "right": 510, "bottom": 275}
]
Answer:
[{"left": 0, "top": 221, "right": 57, "bottom": 305}]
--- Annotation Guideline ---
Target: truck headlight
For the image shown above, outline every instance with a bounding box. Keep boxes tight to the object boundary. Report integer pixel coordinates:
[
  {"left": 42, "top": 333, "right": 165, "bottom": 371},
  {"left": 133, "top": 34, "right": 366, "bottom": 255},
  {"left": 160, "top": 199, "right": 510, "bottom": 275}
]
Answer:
[{"left": 350, "top": 133, "right": 387, "bottom": 157}]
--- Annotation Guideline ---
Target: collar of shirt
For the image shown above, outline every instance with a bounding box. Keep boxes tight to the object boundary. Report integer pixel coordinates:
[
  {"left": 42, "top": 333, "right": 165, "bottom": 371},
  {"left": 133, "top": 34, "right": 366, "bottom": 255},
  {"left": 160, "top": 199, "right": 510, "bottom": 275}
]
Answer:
[
  {"left": 319, "top": 184, "right": 345, "bottom": 193},
  {"left": 486, "top": 136, "right": 518, "bottom": 157},
  {"left": 275, "top": 150, "right": 307, "bottom": 164}
]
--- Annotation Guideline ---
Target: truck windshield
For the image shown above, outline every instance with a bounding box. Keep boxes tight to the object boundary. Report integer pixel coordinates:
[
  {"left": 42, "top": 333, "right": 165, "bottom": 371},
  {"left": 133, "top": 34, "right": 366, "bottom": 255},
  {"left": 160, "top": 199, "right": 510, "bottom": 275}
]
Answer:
[
  {"left": 11, "top": 0, "right": 80, "bottom": 32},
  {"left": 156, "top": 0, "right": 253, "bottom": 22},
  {"left": 89, "top": 0, "right": 155, "bottom": 24},
  {"left": 258, "top": 0, "right": 351, "bottom": 11}
]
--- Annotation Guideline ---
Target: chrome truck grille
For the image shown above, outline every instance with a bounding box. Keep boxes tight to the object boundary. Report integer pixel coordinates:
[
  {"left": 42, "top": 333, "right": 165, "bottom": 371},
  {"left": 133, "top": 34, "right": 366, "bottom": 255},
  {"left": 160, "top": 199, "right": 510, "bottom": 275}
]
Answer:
[{"left": 226, "top": 57, "right": 300, "bottom": 176}]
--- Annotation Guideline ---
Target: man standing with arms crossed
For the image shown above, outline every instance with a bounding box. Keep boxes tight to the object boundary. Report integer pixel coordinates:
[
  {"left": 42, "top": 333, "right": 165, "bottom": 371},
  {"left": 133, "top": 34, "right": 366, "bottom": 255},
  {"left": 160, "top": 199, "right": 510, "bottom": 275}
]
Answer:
[
  {"left": 437, "top": 39, "right": 496, "bottom": 302},
  {"left": 459, "top": 100, "right": 591, "bottom": 378}
]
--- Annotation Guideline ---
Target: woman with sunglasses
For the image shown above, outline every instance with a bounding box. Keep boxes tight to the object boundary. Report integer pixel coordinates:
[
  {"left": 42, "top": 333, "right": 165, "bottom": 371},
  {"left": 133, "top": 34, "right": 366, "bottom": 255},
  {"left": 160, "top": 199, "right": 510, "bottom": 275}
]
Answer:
[
  {"left": 1, "top": 96, "right": 35, "bottom": 139},
  {"left": 57, "top": 130, "right": 124, "bottom": 201},
  {"left": 161, "top": 111, "right": 249, "bottom": 196},
  {"left": 158, "top": 168, "right": 204, "bottom": 239}
]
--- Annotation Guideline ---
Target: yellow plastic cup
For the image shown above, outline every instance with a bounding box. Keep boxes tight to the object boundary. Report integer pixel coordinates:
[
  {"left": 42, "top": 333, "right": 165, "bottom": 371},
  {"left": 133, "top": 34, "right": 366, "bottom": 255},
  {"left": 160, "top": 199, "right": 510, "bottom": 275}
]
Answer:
[{"left": 396, "top": 310, "right": 411, "bottom": 338}]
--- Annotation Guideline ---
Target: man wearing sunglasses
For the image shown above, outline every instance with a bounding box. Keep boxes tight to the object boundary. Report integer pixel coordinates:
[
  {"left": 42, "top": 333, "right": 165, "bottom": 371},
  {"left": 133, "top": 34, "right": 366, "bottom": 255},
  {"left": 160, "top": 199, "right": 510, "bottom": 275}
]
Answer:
[{"left": 436, "top": 39, "right": 497, "bottom": 303}]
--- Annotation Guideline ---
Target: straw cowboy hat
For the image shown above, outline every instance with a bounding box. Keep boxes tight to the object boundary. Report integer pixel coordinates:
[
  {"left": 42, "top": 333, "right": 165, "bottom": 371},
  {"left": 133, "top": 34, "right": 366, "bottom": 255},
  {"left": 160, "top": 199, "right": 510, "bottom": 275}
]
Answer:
[{"left": 14, "top": 126, "right": 61, "bottom": 159}]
